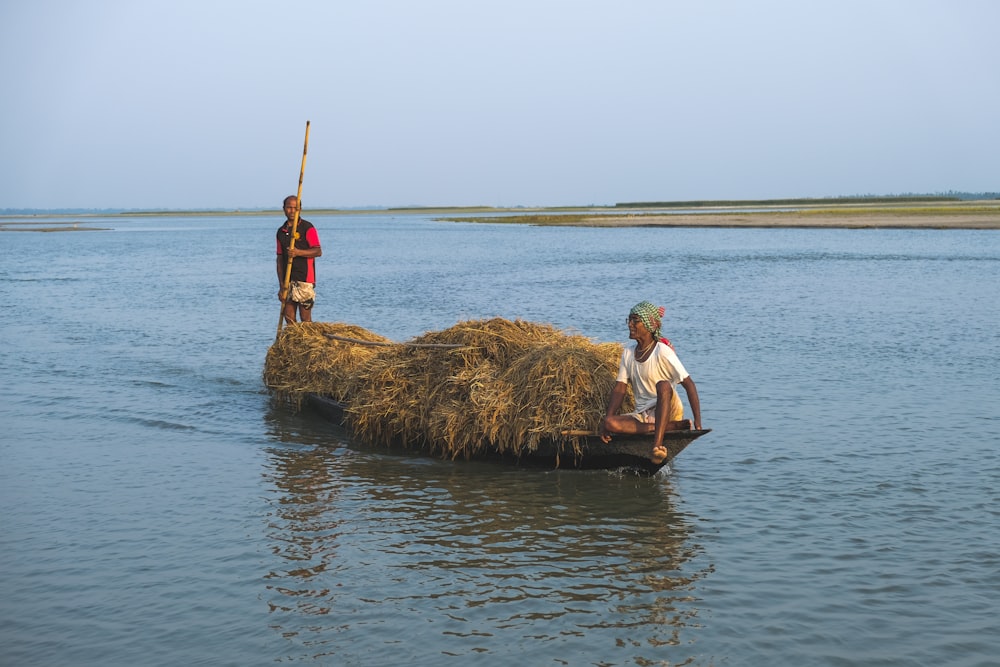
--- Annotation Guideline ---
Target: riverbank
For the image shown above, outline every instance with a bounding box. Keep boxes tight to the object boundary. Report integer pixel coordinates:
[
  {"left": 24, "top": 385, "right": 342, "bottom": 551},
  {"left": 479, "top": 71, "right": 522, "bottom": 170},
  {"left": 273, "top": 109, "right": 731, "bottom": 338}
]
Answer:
[{"left": 439, "top": 202, "right": 1000, "bottom": 230}]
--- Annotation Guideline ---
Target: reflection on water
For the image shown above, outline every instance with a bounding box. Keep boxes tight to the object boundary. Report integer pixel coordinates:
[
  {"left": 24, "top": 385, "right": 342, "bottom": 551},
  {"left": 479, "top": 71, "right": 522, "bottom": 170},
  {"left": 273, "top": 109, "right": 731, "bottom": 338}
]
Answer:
[{"left": 260, "top": 405, "right": 712, "bottom": 663}]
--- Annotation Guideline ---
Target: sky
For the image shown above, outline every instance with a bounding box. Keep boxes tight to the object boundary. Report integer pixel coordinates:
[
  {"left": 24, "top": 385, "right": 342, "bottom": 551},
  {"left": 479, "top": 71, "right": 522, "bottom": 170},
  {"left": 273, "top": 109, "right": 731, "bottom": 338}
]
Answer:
[{"left": 1, "top": 0, "right": 998, "bottom": 210}]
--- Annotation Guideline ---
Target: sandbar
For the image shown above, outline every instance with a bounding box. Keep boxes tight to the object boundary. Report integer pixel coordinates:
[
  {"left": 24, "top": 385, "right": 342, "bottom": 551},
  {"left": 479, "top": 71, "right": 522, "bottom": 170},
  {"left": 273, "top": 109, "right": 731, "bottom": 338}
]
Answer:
[{"left": 440, "top": 203, "right": 1000, "bottom": 230}]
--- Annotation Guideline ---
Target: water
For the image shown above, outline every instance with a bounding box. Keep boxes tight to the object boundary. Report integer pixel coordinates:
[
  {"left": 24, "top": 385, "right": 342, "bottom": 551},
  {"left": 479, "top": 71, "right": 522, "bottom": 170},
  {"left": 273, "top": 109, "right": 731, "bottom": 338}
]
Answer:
[{"left": 1, "top": 213, "right": 998, "bottom": 666}]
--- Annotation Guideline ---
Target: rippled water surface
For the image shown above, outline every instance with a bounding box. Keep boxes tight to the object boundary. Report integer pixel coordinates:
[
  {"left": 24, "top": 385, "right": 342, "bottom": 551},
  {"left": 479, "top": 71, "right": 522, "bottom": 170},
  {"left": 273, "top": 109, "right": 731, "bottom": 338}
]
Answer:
[{"left": 1, "top": 214, "right": 998, "bottom": 666}]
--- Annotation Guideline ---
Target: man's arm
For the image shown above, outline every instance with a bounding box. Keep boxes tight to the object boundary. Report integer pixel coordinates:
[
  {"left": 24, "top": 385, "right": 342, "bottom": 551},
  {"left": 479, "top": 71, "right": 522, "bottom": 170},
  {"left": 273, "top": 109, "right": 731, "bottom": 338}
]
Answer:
[
  {"left": 680, "top": 375, "right": 702, "bottom": 430},
  {"left": 286, "top": 245, "right": 322, "bottom": 259},
  {"left": 288, "top": 225, "right": 323, "bottom": 259},
  {"left": 598, "top": 381, "right": 628, "bottom": 441},
  {"left": 276, "top": 256, "right": 287, "bottom": 300},
  {"left": 603, "top": 381, "right": 627, "bottom": 420}
]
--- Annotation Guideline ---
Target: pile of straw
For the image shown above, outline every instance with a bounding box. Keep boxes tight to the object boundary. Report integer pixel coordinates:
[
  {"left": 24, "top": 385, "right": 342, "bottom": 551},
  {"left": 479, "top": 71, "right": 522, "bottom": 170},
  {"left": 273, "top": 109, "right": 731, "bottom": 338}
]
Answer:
[
  {"left": 263, "top": 318, "right": 630, "bottom": 459},
  {"left": 263, "top": 322, "right": 390, "bottom": 406}
]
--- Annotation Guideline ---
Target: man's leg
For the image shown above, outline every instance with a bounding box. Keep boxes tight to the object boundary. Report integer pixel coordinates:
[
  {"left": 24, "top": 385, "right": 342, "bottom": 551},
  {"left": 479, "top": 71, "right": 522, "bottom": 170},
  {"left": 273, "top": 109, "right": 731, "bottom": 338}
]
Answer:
[
  {"left": 603, "top": 414, "right": 690, "bottom": 435},
  {"left": 602, "top": 414, "right": 649, "bottom": 435}
]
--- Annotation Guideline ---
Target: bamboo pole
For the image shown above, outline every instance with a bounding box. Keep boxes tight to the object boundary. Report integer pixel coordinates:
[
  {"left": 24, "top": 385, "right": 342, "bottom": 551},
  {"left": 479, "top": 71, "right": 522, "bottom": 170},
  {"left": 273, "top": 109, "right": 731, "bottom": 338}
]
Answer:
[{"left": 277, "top": 121, "right": 311, "bottom": 338}]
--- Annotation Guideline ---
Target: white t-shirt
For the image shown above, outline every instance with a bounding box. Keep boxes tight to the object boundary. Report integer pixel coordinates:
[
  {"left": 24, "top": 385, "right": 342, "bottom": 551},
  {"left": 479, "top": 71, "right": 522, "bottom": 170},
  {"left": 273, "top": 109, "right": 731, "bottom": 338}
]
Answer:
[{"left": 616, "top": 341, "right": 689, "bottom": 414}]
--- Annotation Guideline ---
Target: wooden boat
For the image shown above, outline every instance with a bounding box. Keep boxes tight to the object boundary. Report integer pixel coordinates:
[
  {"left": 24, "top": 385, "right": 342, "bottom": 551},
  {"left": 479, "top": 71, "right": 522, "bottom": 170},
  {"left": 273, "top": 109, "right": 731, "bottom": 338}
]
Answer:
[{"left": 304, "top": 393, "right": 711, "bottom": 476}]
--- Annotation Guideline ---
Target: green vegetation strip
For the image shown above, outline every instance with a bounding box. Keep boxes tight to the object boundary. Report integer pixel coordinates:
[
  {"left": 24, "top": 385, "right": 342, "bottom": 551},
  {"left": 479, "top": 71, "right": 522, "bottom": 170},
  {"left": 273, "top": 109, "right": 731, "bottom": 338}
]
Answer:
[{"left": 614, "top": 196, "right": 965, "bottom": 208}]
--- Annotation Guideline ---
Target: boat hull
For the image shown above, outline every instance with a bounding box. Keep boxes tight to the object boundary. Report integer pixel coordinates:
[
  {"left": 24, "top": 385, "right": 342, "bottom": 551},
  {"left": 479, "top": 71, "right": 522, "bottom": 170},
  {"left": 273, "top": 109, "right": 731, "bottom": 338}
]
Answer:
[{"left": 304, "top": 393, "right": 709, "bottom": 475}]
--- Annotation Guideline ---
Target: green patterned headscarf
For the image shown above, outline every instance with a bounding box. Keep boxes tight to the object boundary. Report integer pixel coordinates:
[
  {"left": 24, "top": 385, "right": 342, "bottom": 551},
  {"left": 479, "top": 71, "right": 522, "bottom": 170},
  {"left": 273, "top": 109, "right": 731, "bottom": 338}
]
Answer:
[{"left": 630, "top": 301, "right": 665, "bottom": 338}]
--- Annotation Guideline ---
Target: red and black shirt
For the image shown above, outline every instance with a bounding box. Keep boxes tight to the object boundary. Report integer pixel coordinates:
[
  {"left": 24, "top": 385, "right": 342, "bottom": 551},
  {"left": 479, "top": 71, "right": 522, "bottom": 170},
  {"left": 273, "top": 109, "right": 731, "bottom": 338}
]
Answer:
[{"left": 276, "top": 218, "right": 320, "bottom": 283}]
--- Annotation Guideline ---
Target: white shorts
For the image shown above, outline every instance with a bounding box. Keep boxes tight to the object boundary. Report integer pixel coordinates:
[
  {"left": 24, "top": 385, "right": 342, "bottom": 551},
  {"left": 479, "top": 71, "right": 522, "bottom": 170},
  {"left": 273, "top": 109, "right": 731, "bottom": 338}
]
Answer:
[
  {"left": 289, "top": 281, "right": 315, "bottom": 308},
  {"left": 626, "top": 393, "right": 684, "bottom": 423},
  {"left": 626, "top": 408, "right": 657, "bottom": 424}
]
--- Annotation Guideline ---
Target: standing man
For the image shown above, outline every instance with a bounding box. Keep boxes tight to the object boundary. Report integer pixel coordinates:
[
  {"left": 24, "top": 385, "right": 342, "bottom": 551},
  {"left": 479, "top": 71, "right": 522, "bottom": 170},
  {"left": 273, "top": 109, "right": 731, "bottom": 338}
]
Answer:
[
  {"left": 599, "top": 301, "right": 703, "bottom": 464},
  {"left": 276, "top": 195, "right": 322, "bottom": 324}
]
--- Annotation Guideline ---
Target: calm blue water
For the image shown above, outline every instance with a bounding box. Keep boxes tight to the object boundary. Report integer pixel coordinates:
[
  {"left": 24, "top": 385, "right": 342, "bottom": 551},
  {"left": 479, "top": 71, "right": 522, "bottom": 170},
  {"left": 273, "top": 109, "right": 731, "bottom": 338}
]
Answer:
[{"left": 1, "top": 213, "right": 998, "bottom": 666}]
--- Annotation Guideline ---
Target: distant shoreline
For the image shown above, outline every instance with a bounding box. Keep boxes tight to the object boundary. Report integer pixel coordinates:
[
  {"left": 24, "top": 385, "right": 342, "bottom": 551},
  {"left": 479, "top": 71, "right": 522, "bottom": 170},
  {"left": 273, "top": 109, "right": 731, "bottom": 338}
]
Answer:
[
  {"left": 3, "top": 200, "right": 999, "bottom": 231},
  {"left": 438, "top": 208, "right": 1000, "bottom": 230}
]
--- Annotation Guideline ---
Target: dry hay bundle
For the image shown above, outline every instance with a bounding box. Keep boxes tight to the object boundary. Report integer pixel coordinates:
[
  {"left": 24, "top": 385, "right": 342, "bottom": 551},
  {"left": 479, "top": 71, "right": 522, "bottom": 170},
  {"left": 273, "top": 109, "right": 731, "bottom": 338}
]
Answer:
[
  {"left": 485, "top": 341, "right": 626, "bottom": 455},
  {"left": 264, "top": 317, "right": 633, "bottom": 461},
  {"left": 347, "top": 318, "right": 558, "bottom": 456},
  {"left": 263, "top": 322, "right": 390, "bottom": 405},
  {"left": 340, "top": 343, "right": 430, "bottom": 449},
  {"left": 346, "top": 318, "right": 629, "bottom": 460}
]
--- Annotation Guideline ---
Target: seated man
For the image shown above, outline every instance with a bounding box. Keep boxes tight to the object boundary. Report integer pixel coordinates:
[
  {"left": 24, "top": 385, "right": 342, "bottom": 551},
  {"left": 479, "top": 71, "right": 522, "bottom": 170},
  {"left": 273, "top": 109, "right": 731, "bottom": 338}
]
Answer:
[{"left": 599, "top": 301, "right": 703, "bottom": 464}]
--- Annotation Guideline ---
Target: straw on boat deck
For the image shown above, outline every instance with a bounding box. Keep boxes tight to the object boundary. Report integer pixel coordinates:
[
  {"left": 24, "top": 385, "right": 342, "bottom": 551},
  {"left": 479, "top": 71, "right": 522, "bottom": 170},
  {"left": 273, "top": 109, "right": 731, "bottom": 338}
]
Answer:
[{"left": 263, "top": 318, "right": 632, "bottom": 460}]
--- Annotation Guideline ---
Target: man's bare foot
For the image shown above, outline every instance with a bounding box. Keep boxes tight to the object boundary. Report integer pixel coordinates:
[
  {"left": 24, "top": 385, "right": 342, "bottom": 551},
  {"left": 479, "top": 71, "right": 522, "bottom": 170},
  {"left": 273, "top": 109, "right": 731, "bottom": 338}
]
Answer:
[{"left": 651, "top": 444, "right": 669, "bottom": 464}]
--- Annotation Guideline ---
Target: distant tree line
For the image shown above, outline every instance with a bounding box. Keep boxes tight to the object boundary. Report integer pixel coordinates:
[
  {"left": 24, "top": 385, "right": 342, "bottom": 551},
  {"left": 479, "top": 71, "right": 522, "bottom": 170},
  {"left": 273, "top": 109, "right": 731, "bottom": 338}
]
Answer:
[{"left": 5, "top": 192, "right": 998, "bottom": 216}]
